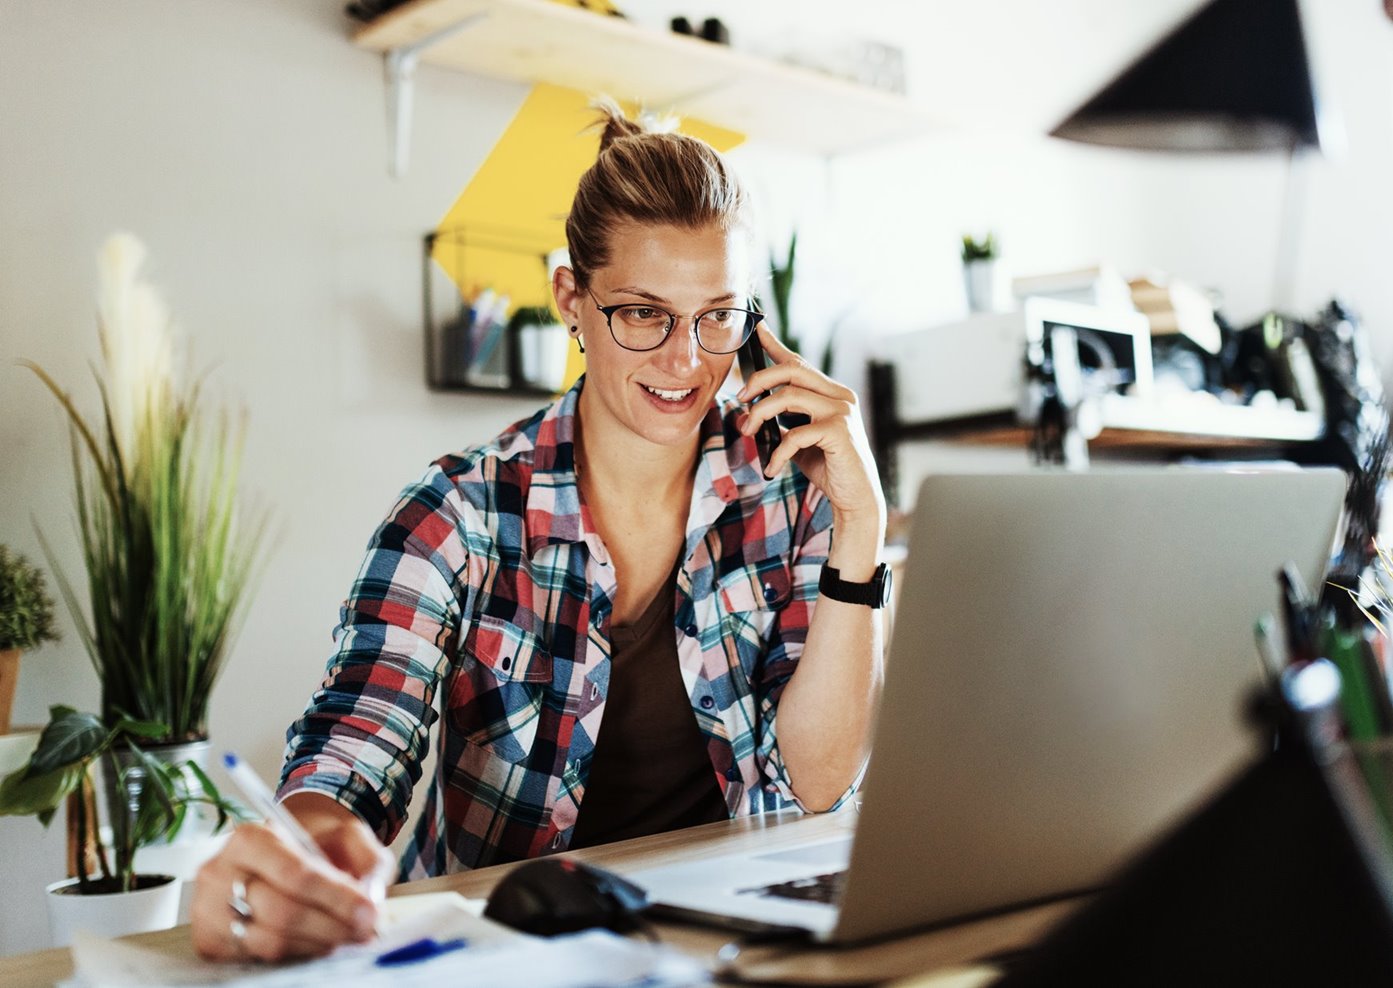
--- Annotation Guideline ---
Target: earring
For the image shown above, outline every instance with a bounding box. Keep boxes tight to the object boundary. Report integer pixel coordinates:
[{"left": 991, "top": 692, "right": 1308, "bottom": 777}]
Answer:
[{"left": 571, "top": 325, "right": 585, "bottom": 353}]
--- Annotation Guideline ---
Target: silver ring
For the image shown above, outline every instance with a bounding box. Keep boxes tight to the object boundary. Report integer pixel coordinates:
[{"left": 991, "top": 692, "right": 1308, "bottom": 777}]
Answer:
[
  {"left": 230, "top": 918, "right": 248, "bottom": 942},
  {"left": 229, "top": 878, "right": 253, "bottom": 922}
]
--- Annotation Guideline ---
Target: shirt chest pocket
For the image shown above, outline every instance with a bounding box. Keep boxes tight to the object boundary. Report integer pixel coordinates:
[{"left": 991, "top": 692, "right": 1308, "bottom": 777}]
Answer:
[
  {"left": 716, "top": 557, "right": 791, "bottom": 663},
  {"left": 446, "top": 613, "right": 553, "bottom": 761},
  {"left": 718, "top": 557, "right": 792, "bottom": 613}
]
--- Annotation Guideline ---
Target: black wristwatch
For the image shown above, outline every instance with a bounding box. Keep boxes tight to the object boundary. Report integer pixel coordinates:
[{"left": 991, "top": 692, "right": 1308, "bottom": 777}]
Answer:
[{"left": 818, "top": 562, "right": 892, "bottom": 609}]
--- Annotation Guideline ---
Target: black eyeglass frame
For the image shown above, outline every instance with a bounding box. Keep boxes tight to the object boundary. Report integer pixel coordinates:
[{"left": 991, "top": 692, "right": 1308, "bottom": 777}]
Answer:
[{"left": 586, "top": 289, "right": 762, "bottom": 355}]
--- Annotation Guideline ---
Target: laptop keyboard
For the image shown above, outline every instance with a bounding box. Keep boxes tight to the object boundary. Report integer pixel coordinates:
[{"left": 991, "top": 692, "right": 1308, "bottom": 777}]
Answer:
[{"left": 739, "top": 870, "right": 847, "bottom": 905}]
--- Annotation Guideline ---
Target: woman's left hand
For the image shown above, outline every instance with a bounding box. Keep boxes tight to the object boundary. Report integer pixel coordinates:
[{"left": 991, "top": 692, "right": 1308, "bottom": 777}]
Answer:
[{"left": 738, "top": 322, "right": 885, "bottom": 529}]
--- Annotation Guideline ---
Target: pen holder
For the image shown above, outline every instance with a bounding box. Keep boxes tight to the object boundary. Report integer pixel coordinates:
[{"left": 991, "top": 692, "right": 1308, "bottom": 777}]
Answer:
[{"left": 997, "top": 697, "right": 1393, "bottom": 985}]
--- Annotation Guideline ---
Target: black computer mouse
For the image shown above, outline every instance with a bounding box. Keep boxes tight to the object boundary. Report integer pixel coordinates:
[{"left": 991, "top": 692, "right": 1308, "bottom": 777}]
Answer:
[{"left": 482, "top": 858, "right": 650, "bottom": 937}]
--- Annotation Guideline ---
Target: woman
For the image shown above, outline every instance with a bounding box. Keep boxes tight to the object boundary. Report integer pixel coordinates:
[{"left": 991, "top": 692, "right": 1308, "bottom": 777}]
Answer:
[{"left": 191, "top": 102, "right": 886, "bottom": 962}]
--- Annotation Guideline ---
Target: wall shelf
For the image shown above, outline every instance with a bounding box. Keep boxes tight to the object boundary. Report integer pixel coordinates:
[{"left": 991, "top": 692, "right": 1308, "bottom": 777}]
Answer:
[
  {"left": 353, "top": 0, "right": 938, "bottom": 166},
  {"left": 867, "top": 361, "right": 1328, "bottom": 507}
]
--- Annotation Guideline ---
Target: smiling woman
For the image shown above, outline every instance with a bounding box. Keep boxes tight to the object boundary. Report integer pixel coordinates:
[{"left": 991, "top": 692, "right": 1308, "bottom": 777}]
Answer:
[{"left": 190, "top": 98, "right": 888, "bottom": 964}]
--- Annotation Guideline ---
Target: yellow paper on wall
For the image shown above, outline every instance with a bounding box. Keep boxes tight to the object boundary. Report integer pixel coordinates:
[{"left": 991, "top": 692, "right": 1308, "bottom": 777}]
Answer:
[{"left": 434, "top": 83, "right": 744, "bottom": 393}]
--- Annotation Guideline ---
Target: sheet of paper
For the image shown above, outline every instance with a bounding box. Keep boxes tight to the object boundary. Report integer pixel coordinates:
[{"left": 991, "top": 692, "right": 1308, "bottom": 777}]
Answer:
[
  {"left": 228, "top": 930, "right": 708, "bottom": 988},
  {"left": 69, "top": 892, "right": 710, "bottom": 988},
  {"left": 69, "top": 892, "right": 509, "bottom": 987}
]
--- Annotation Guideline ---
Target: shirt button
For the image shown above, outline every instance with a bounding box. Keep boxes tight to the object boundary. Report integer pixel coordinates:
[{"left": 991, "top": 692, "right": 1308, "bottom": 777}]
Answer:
[
  {"left": 685, "top": 624, "right": 699, "bottom": 638},
  {"left": 500, "top": 655, "right": 512, "bottom": 672},
  {"left": 725, "top": 767, "right": 740, "bottom": 782},
  {"left": 700, "top": 696, "right": 715, "bottom": 709},
  {"left": 762, "top": 583, "right": 778, "bottom": 603}
]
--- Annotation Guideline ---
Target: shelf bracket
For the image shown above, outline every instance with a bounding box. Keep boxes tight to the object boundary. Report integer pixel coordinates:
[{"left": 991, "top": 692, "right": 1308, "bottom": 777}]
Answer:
[{"left": 383, "top": 13, "right": 488, "bottom": 179}]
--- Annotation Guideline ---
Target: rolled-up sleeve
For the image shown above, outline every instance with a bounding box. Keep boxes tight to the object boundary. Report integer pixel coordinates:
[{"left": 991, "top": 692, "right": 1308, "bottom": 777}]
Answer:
[
  {"left": 279, "top": 465, "right": 469, "bottom": 843},
  {"left": 753, "top": 484, "right": 862, "bottom": 813}
]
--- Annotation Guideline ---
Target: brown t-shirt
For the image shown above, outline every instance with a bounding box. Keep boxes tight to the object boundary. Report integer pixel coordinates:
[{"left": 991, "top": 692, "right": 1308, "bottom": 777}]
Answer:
[{"left": 569, "top": 563, "right": 729, "bottom": 849}]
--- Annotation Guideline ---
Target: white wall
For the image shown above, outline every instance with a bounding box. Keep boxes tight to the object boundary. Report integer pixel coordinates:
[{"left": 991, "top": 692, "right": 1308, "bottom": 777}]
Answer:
[
  {"left": 0, "top": 0, "right": 541, "bottom": 955},
  {"left": 820, "top": 1, "right": 1393, "bottom": 338},
  {"left": 2, "top": 0, "right": 1391, "bottom": 957}
]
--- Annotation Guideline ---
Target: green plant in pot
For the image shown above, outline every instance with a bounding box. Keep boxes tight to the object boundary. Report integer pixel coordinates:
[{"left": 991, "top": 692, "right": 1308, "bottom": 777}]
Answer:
[
  {"left": 766, "top": 231, "right": 836, "bottom": 376},
  {"left": 20, "top": 232, "right": 265, "bottom": 867},
  {"left": 768, "top": 231, "right": 798, "bottom": 354},
  {"left": 960, "top": 231, "right": 998, "bottom": 264},
  {"left": 961, "top": 231, "right": 999, "bottom": 313},
  {"left": 0, "top": 706, "right": 245, "bottom": 888},
  {"left": 0, "top": 706, "right": 246, "bottom": 942},
  {"left": 0, "top": 546, "right": 61, "bottom": 735}
]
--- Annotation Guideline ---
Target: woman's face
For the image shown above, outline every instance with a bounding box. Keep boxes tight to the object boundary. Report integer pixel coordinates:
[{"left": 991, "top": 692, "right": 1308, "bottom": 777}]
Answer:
[{"left": 558, "top": 221, "right": 751, "bottom": 455}]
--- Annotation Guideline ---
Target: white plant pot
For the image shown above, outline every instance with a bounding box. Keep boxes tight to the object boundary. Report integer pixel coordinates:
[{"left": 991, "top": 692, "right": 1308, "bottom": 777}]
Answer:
[
  {"left": 519, "top": 322, "right": 569, "bottom": 391},
  {"left": 964, "top": 259, "right": 998, "bottom": 313},
  {"left": 45, "top": 874, "right": 181, "bottom": 947},
  {"left": 135, "top": 831, "right": 230, "bottom": 924}
]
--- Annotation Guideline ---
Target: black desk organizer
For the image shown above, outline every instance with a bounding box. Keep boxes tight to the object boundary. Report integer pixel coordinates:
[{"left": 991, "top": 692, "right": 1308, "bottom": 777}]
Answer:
[
  {"left": 998, "top": 673, "right": 1393, "bottom": 986},
  {"left": 422, "top": 225, "right": 562, "bottom": 398}
]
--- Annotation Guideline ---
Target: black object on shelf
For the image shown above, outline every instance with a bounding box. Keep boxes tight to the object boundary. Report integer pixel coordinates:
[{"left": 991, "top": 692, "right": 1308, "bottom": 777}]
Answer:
[
  {"left": 701, "top": 17, "right": 729, "bottom": 45},
  {"left": 422, "top": 227, "right": 567, "bottom": 399},
  {"left": 669, "top": 15, "right": 728, "bottom": 44},
  {"left": 344, "top": 0, "right": 410, "bottom": 23}
]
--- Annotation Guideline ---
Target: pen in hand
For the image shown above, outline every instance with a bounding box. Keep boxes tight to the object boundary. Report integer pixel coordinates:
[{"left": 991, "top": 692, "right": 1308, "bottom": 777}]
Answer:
[{"left": 221, "top": 751, "right": 332, "bottom": 866}]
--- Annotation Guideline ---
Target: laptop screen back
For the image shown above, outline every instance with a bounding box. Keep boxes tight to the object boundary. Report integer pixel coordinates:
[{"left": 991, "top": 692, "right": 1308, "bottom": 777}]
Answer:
[{"left": 833, "top": 467, "right": 1345, "bottom": 943}]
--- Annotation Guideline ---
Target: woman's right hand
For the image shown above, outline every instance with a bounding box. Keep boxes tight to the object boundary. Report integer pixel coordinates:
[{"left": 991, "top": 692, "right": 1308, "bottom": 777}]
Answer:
[{"left": 190, "top": 799, "right": 394, "bottom": 962}]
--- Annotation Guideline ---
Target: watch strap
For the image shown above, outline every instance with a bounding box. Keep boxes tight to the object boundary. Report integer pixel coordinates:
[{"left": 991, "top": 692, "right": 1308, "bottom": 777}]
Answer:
[{"left": 819, "top": 562, "right": 890, "bottom": 608}]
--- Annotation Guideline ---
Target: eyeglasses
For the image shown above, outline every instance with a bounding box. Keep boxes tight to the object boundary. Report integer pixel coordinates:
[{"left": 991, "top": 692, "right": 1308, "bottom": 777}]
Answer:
[{"left": 587, "top": 290, "right": 760, "bottom": 354}]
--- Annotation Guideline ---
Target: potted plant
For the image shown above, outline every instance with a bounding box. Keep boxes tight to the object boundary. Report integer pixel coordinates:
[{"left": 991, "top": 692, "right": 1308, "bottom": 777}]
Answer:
[
  {"left": 768, "top": 231, "right": 799, "bottom": 354},
  {"left": 0, "top": 705, "right": 244, "bottom": 944},
  {"left": 0, "top": 546, "right": 60, "bottom": 735},
  {"left": 961, "top": 231, "right": 999, "bottom": 313},
  {"left": 509, "top": 304, "right": 569, "bottom": 392},
  {"left": 22, "top": 232, "right": 265, "bottom": 847}
]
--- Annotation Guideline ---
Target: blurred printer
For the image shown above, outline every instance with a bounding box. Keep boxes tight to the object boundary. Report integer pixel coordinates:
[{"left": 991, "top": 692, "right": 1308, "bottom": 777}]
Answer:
[{"left": 873, "top": 297, "right": 1151, "bottom": 427}]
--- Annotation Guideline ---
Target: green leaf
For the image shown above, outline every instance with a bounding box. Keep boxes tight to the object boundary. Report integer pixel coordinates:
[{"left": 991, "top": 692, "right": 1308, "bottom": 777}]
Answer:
[
  {"left": 123, "top": 743, "right": 181, "bottom": 847},
  {"left": 0, "top": 763, "right": 86, "bottom": 819},
  {"left": 113, "top": 717, "right": 169, "bottom": 740},
  {"left": 27, "top": 709, "right": 107, "bottom": 778},
  {"left": 183, "top": 760, "right": 250, "bottom": 831}
]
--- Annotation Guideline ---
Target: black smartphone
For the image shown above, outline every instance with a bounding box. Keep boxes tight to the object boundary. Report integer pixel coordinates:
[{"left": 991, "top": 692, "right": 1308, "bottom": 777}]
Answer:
[{"left": 737, "top": 332, "right": 782, "bottom": 472}]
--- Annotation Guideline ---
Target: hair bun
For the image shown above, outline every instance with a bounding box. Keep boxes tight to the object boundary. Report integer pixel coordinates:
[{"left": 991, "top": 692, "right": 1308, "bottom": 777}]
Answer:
[{"left": 590, "top": 95, "right": 677, "bottom": 151}]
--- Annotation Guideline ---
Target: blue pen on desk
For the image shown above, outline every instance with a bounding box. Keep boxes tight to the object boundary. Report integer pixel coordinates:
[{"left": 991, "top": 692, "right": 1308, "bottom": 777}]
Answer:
[
  {"left": 376, "top": 937, "right": 468, "bottom": 967},
  {"left": 221, "top": 752, "right": 331, "bottom": 866}
]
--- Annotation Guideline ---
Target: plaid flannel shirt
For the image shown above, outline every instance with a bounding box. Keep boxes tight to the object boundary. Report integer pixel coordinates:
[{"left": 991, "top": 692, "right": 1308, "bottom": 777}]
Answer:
[{"left": 279, "top": 377, "right": 852, "bottom": 878}]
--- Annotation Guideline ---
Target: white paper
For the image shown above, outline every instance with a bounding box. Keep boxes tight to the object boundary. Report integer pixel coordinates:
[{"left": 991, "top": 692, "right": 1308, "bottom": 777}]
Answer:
[
  {"left": 68, "top": 892, "right": 709, "bottom": 988},
  {"left": 70, "top": 892, "right": 507, "bottom": 987}
]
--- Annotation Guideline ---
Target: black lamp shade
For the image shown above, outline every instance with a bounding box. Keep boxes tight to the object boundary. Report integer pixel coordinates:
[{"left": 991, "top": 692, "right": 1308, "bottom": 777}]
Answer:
[{"left": 1051, "top": 0, "right": 1323, "bottom": 153}]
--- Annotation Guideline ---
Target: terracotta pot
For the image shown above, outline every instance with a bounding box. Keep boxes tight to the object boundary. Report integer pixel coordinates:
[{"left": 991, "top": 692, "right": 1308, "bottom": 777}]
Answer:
[{"left": 0, "top": 648, "right": 20, "bottom": 736}]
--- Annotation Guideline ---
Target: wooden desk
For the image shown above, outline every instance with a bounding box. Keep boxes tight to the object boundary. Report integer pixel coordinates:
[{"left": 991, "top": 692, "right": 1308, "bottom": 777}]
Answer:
[{"left": 0, "top": 809, "right": 1079, "bottom": 987}]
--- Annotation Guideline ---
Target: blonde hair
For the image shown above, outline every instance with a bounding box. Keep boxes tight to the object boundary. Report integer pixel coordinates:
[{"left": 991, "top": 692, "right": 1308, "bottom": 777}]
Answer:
[{"left": 565, "top": 97, "right": 751, "bottom": 290}]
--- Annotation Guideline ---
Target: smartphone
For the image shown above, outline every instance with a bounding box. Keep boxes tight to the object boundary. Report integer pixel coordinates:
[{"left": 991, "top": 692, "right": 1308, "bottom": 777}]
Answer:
[{"left": 737, "top": 332, "right": 783, "bottom": 472}]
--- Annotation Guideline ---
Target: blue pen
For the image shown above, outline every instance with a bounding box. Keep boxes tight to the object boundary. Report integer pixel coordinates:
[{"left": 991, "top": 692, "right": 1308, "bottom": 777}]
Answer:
[{"left": 376, "top": 936, "right": 468, "bottom": 967}]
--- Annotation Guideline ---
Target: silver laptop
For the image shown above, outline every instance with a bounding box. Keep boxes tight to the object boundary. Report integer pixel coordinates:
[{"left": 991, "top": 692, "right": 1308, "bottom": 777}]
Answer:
[{"left": 628, "top": 467, "right": 1346, "bottom": 943}]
